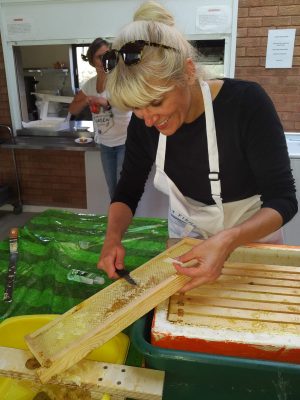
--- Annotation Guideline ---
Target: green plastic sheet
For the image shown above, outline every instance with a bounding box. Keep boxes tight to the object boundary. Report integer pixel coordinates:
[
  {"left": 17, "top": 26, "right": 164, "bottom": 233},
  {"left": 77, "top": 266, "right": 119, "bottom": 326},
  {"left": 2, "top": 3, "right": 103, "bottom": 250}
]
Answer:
[{"left": 0, "top": 209, "right": 168, "bottom": 322}]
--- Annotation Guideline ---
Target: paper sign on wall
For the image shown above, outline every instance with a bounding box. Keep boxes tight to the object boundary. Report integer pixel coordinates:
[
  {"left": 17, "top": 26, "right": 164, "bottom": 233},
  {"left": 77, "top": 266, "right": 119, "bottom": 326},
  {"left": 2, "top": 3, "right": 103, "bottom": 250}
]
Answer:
[
  {"left": 6, "top": 16, "right": 34, "bottom": 40},
  {"left": 265, "top": 29, "right": 296, "bottom": 69},
  {"left": 196, "top": 5, "right": 232, "bottom": 34}
]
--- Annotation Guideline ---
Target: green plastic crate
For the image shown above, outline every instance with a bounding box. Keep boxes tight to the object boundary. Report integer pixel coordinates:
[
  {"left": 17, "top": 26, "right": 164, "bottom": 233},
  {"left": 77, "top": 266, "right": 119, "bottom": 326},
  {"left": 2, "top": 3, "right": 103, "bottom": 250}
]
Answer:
[{"left": 130, "top": 314, "right": 300, "bottom": 400}]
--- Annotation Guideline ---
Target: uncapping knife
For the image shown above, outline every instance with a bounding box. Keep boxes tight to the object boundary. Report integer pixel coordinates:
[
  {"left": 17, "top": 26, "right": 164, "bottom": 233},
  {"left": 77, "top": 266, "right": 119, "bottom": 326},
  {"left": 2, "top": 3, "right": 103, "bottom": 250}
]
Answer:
[
  {"left": 116, "top": 268, "right": 137, "bottom": 286},
  {"left": 3, "top": 227, "right": 19, "bottom": 302}
]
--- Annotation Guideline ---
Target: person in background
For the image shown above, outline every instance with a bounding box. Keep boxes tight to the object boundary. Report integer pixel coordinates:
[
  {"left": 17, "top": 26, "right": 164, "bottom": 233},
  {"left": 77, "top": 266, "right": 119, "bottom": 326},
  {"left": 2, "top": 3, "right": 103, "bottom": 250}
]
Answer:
[
  {"left": 97, "top": 1, "right": 298, "bottom": 292},
  {"left": 69, "top": 38, "right": 132, "bottom": 199}
]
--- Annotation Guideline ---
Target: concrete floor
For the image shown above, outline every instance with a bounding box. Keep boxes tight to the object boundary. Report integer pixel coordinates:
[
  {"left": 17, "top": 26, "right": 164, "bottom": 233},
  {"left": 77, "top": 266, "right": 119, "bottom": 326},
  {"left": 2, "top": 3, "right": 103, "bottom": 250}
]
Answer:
[{"left": 0, "top": 211, "right": 37, "bottom": 241}]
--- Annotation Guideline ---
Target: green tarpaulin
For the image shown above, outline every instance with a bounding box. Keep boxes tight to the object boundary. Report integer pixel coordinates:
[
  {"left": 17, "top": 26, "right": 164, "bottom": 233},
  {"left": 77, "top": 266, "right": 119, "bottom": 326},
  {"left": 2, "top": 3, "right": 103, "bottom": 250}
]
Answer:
[{"left": 0, "top": 209, "right": 168, "bottom": 322}]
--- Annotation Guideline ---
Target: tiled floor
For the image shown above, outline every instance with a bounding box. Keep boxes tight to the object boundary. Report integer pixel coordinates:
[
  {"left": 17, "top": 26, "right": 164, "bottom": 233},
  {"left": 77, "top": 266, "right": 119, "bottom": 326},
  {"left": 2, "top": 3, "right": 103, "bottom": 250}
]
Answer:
[{"left": 0, "top": 211, "right": 37, "bottom": 241}]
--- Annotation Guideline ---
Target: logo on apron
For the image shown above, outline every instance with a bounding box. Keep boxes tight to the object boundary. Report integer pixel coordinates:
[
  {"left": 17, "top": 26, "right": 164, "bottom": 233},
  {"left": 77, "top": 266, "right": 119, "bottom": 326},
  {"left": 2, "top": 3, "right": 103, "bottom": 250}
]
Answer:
[{"left": 170, "top": 209, "right": 197, "bottom": 229}]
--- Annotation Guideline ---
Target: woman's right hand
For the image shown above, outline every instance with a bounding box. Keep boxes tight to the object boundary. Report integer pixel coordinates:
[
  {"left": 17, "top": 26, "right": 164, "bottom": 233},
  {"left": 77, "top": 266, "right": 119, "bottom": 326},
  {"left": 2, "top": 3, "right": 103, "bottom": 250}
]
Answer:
[
  {"left": 97, "top": 238, "right": 126, "bottom": 279},
  {"left": 88, "top": 96, "right": 110, "bottom": 113}
]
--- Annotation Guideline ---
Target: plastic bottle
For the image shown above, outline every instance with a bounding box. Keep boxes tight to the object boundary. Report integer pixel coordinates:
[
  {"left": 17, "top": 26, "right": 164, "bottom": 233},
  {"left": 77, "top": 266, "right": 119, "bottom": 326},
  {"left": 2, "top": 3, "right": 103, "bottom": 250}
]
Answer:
[{"left": 67, "top": 269, "right": 105, "bottom": 285}]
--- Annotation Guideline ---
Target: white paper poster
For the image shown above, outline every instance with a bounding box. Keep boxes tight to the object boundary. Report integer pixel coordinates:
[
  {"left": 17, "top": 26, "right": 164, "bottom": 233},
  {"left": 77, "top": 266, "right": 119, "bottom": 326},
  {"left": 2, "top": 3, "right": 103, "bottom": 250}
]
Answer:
[
  {"left": 196, "top": 5, "right": 232, "bottom": 34},
  {"left": 265, "top": 29, "right": 296, "bottom": 69},
  {"left": 6, "top": 16, "right": 34, "bottom": 40}
]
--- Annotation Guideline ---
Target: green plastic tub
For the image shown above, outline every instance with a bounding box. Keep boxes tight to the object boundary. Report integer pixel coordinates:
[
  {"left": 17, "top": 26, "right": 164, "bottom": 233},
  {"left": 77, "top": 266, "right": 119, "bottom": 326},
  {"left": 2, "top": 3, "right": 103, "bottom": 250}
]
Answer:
[{"left": 130, "top": 313, "right": 300, "bottom": 400}]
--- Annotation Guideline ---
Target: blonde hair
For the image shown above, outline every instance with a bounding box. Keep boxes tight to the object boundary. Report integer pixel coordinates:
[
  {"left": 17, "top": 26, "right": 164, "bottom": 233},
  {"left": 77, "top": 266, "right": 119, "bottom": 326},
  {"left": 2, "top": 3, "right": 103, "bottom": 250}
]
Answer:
[
  {"left": 106, "top": 1, "right": 200, "bottom": 111},
  {"left": 134, "top": 0, "right": 174, "bottom": 26}
]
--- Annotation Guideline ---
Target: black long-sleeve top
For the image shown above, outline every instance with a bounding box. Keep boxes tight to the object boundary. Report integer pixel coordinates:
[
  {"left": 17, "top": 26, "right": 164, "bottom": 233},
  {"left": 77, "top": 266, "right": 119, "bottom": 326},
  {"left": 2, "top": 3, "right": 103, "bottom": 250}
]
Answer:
[{"left": 112, "top": 78, "right": 298, "bottom": 225}]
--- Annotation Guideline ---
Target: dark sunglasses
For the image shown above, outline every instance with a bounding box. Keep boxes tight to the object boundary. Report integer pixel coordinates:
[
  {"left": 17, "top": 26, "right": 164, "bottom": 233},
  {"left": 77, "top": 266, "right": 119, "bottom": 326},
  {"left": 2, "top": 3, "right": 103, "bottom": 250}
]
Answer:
[{"left": 101, "top": 40, "right": 177, "bottom": 73}]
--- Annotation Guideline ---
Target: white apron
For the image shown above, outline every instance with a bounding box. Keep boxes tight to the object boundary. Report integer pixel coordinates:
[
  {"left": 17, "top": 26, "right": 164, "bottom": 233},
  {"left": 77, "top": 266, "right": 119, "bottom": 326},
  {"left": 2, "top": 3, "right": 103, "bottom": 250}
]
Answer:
[{"left": 153, "top": 80, "right": 283, "bottom": 244}]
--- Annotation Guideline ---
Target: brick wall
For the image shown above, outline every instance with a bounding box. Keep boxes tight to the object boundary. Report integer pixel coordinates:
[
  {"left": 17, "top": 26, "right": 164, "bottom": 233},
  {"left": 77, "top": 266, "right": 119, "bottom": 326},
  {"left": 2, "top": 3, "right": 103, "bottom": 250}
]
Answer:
[
  {"left": 235, "top": 1, "right": 300, "bottom": 131},
  {"left": 0, "top": 145, "right": 87, "bottom": 209}
]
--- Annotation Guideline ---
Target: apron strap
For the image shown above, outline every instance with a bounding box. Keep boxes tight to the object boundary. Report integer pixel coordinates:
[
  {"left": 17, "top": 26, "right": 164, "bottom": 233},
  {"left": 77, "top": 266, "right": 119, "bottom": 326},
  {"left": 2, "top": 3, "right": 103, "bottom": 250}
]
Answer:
[
  {"left": 200, "top": 81, "right": 222, "bottom": 200},
  {"left": 155, "top": 81, "right": 222, "bottom": 203},
  {"left": 156, "top": 133, "right": 166, "bottom": 170}
]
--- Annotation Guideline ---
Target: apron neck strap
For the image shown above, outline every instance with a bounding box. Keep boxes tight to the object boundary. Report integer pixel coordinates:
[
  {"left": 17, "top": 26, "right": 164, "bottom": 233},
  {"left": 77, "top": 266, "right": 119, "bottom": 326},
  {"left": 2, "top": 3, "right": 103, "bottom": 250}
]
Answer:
[
  {"left": 200, "top": 80, "right": 221, "bottom": 199},
  {"left": 156, "top": 133, "right": 166, "bottom": 170},
  {"left": 155, "top": 80, "right": 222, "bottom": 199}
]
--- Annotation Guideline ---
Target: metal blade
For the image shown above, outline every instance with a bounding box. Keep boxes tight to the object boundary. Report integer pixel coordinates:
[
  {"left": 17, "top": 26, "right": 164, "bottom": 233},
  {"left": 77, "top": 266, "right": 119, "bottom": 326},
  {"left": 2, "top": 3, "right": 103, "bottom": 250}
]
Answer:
[
  {"left": 3, "top": 228, "right": 18, "bottom": 302},
  {"left": 116, "top": 269, "right": 138, "bottom": 286},
  {"left": 3, "top": 253, "right": 17, "bottom": 302}
]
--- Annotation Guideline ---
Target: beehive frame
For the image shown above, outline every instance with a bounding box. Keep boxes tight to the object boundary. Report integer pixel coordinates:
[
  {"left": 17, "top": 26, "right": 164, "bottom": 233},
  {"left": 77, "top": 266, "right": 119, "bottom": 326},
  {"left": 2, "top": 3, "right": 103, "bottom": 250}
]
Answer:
[
  {"left": 25, "top": 238, "right": 197, "bottom": 383},
  {"left": 0, "top": 346, "right": 164, "bottom": 400},
  {"left": 152, "top": 240, "right": 300, "bottom": 362}
]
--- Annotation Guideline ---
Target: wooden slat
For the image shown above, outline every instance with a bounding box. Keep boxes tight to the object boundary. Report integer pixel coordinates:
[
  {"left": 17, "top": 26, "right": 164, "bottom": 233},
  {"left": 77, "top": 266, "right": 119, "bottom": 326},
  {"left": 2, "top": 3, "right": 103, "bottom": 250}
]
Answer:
[
  {"left": 201, "top": 281, "right": 300, "bottom": 296},
  {"left": 224, "top": 262, "right": 300, "bottom": 274},
  {"left": 171, "top": 293, "right": 300, "bottom": 313},
  {"left": 167, "top": 311, "right": 300, "bottom": 335},
  {"left": 218, "top": 274, "right": 300, "bottom": 288},
  {"left": 175, "top": 237, "right": 300, "bottom": 266},
  {"left": 228, "top": 244, "right": 300, "bottom": 267},
  {"left": 174, "top": 287, "right": 300, "bottom": 305},
  {"left": 223, "top": 265, "right": 300, "bottom": 281},
  {"left": 25, "top": 239, "right": 192, "bottom": 383},
  {"left": 0, "top": 347, "right": 164, "bottom": 400},
  {"left": 168, "top": 302, "right": 300, "bottom": 324}
]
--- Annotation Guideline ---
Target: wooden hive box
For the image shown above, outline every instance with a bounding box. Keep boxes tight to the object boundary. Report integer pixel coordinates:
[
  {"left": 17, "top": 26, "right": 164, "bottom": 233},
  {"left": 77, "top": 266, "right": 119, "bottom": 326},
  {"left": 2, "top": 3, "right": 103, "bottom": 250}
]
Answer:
[{"left": 151, "top": 240, "right": 300, "bottom": 363}]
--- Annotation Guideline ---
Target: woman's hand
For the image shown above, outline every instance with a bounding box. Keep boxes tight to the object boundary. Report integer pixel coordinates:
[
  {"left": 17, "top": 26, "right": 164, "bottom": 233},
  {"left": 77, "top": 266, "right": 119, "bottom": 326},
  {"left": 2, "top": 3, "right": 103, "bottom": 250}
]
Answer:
[
  {"left": 97, "top": 202, "right": 133, "bottom": 280},
  {"left": 87, "top": 96, "right": 109, "bottom": 113},
  {"left": 173, "top": 234, "right": 232, "bottom": 292},
  {"left": 173, "top": 207, "right": 284, "bottom": 293},
  {"left": 97, "top": 238, "right": 126, "bottom": 280}
]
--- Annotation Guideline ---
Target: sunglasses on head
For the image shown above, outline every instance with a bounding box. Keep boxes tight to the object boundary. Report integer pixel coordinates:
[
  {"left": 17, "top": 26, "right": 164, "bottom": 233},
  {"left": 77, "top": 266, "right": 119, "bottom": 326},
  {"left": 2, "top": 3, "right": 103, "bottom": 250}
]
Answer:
[{"left": 101, "top": 40, "right": 177, "bottom": 73}]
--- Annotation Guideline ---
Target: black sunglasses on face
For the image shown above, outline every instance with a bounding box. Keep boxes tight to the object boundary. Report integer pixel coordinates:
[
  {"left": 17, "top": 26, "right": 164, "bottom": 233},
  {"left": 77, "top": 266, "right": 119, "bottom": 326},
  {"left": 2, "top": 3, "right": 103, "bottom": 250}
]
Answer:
[{"left": 101, "top": 40, "right": 177, "bottom": 73}]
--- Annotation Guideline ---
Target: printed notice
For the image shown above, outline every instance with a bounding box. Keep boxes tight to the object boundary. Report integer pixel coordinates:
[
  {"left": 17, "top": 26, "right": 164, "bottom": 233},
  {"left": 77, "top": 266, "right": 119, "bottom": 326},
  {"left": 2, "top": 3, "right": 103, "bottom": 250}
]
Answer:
[
  {"left": 6, "top": 17, "right": 33, "bottom": 39},
  {"left": 265, "top": 29, "right": 296, "bottom": 69},
  {"left": 196, "top": 6, "right": 232, "bottom": 34}
]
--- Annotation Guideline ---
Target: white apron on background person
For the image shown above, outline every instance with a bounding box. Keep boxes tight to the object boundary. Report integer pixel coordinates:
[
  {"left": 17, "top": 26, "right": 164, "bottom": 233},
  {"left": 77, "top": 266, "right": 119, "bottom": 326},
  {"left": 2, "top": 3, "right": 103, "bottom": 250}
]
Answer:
[{"left": 153, "top": 80, "right": 283, "bottom": 244}]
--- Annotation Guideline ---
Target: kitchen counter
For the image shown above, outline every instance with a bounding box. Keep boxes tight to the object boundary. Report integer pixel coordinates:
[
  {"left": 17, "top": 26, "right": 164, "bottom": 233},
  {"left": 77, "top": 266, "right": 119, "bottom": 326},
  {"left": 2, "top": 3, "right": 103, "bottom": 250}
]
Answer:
[
  {"left": 0, "top": 120, "right": 99, "bottom": 152},
  {"left": 1, "top": 135, "right": 98, "bottom": 151}
]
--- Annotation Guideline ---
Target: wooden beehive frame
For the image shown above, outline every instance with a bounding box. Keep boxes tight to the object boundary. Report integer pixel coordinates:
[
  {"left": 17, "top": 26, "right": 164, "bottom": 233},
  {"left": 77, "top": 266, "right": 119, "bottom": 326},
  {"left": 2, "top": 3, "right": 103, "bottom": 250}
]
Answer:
[
  {"left": 168, "top": 260, "right": 300, "bottom": 335},
  {"left": 152, "top": 239, "right": 300, "bottom": 355},
  {"left": 0, "top": 346, "right": 164, "bottom": 400},
  {"left": 25, "top": 238, "right": 197, "bottom": 383}
]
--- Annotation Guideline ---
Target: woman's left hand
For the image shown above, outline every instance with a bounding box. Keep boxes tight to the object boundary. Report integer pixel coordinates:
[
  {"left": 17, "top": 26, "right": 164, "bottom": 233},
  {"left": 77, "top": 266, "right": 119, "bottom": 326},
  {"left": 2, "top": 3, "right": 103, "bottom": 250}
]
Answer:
[
  {"left": 173, "top": 235, "right": 232, "bottom": 292},
  {"left": 173, "top": 208, "right": 283, "bottom": 293}
]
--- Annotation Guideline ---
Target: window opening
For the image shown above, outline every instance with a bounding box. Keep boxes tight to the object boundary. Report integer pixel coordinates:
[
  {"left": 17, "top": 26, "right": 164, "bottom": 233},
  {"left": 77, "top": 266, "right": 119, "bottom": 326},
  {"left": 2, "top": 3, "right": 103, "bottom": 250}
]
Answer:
[
  {"left": 72, "top": 44, "right": 96, "bottom": 91},
  {"left": 189, "top": 39, "right": 225, "bottom": 78}
]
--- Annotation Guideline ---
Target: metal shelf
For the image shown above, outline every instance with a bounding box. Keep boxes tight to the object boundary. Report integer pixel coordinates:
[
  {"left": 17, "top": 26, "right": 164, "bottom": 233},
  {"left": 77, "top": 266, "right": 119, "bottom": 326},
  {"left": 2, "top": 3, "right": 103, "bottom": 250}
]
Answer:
[{"left": 23, "top": 68, "right": 69, "bottom": 75}]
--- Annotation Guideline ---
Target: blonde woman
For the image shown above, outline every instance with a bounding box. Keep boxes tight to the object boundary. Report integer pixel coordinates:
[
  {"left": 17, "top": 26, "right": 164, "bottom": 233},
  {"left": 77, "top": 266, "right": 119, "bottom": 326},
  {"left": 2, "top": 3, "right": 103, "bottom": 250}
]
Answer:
[{"left": 97, "top": 1, "right": 297, "bottom": 292}]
